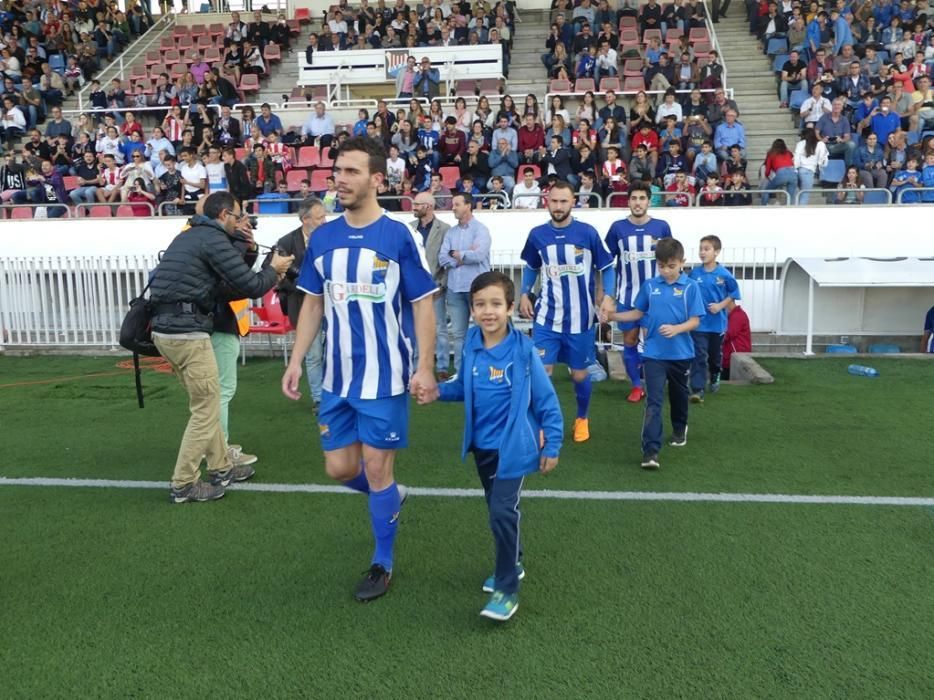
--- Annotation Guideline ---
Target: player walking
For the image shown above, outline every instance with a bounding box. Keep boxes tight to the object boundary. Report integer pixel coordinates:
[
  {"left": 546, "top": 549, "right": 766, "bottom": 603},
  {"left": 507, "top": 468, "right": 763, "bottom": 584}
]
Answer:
[
  {"left": 282, "top": 137, "right": 438, "bottom": 602},
  {"left": 600, "top": 182, "right": 672, "bottom": 403},
  {"left": 518, "top": 181, "right": 615, "bottom": 442}
]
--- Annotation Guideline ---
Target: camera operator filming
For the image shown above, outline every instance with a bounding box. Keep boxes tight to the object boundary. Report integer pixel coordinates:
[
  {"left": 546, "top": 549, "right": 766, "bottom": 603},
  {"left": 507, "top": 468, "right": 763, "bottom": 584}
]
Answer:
[{"left": 150, "top": 191, "right": 294, "bottom": 504}]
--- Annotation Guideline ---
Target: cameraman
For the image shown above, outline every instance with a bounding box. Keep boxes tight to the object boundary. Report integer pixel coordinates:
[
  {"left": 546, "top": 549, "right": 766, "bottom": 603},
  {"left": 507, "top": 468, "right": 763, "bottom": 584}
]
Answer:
[
  {"left": 151, "top": 191, "right": 294, "bottom": 504},
  {"left": 271, "top": 196, "right": 327, "bottom": 412}
]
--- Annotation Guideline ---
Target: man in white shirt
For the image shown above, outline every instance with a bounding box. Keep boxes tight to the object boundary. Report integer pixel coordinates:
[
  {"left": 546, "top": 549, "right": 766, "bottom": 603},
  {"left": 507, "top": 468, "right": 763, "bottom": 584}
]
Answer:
[
  {"left": 328, "top": 9, "right": 349, "bottom": 48},
  {"left": 512, "top": 167, "right": 542, "bottom": 209},
  {"left": 0, "top": 97, "right": 26, "bottom": 144},
  {"left": 799, "top": 83, "right": 832, "bottom": 128},
  {"left": 205, "top": 146, "right": 227, "bottom": 193},
  {"left": 178, "top": 147, "right": 207, "bottom": 214},
  {"left": 301, "top": 101, "right": 336, "bottom": 148},
  {"left": 386, "top": 144, "right": 406, "bottom": 193}
]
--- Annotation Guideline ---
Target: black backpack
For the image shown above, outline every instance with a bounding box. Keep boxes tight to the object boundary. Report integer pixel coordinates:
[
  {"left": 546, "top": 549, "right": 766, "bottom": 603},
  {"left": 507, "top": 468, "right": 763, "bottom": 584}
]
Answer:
[{"left": 119, "top": 282, "right": 160, "bottom": 408}]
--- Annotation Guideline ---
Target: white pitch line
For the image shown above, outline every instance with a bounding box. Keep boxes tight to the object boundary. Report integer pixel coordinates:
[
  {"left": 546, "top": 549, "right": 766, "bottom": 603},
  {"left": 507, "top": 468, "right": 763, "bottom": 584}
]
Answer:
[{"left": 1, "top": 477, "right": 932, "bottom": 507}]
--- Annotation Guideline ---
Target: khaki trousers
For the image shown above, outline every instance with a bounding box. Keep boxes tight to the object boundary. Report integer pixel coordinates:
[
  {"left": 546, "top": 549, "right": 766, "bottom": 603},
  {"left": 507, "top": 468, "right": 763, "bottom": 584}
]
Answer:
[{"left": 154, "top": 335, "right": 231, "bottom": 488}]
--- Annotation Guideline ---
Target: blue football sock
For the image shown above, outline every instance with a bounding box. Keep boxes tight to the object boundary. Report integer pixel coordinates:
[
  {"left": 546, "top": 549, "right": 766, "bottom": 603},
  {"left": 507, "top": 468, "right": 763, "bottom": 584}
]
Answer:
[
  {"left": 343, "top": 466, "right": 370, "bottom": 494},
  {"left": 623, "top": 345, "right": 642, "bottom": 388},
  {"left": 574, "top": 375, "right": 592, "bottom": 419},
  {"left": 369, "top": 482, "right": 401, "bottom": 571}
]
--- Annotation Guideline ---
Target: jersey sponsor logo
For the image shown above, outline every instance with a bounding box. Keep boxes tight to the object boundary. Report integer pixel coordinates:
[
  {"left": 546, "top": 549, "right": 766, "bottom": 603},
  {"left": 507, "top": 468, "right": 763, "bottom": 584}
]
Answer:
[
  {"left": 326, "top": 280, "right": 387, "bottom": 303},
  {"left": 546, "top": 262, "right": 585, "bottom": 279},
  {"left": 620, "top": 249, "right": 656, "bottom": 264}
]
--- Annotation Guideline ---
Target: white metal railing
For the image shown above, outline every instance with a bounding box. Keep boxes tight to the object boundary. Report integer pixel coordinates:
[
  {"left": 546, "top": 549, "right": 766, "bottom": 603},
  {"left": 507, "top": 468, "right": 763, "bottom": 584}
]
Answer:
[{"left": 0, "top": 246, "right": 781, "bottom": 350}]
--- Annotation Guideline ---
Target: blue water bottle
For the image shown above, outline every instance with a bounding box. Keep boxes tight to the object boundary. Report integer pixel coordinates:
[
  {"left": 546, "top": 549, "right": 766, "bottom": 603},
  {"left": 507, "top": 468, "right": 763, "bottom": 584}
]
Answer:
[{"left": 847, "top": 364, "right": 879, "bottom": 377}]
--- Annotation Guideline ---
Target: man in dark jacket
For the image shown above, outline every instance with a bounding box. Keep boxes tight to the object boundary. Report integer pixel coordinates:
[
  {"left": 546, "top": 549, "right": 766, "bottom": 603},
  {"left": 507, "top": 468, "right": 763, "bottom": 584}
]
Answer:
[
  {"left": 222, "top": 147, "right": 253, "bottom": 205},
  {"left": 539, "top": 135, "right": 578, "bottom": 187},
  {"left": 150, "top": 191, "right": 293, "bottom": 503},
  {"left": 273, "top": 196, "right": 327, "bottom": 410}
]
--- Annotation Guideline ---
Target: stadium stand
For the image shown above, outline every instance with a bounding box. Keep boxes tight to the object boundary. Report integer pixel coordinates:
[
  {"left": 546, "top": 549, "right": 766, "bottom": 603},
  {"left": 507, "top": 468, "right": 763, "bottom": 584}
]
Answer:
[{"left": 2, "top": 1, "right": 933, "bottom": 220}]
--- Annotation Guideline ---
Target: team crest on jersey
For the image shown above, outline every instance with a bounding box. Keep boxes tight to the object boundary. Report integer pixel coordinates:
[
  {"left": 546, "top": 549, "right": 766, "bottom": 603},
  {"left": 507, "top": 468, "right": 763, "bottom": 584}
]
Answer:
[
  {"left": 537, "top": 347, "right": 546, "bottom": 357},
  {"left": 325, "top": 280, "right": 387, "bottom": 303},
  {"left": 673, "top": 287, "right": 684, "bottom": 297},
  {"left": 489, "top": 365, "right": 512, "bottom": 385},
  {"left": 621, "top": 250, "right": 656, "bottom": 264},
  {"left": 574, "top": 246, "right": 586, "bottom": 263},
  {"left": 715, "top": 276, "right": 725, "bottom": 286},
  {"left": 319, "top": 423, "right": 330, "bottom": 437},
  {"left": 372, "top": 255, "right": 390, "bottom": 284}
]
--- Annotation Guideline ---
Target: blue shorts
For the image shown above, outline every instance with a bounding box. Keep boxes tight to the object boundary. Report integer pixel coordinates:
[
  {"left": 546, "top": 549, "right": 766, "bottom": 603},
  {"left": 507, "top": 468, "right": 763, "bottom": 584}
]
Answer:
[
  {"left": 532, "top": 324, "right": 595, "bottom": 370},
  {"left": 616, "top": 303, "right": 640, "bottom": 333},
  {"left": 317, "top": 391, "right": 409, "bottom": 451}
]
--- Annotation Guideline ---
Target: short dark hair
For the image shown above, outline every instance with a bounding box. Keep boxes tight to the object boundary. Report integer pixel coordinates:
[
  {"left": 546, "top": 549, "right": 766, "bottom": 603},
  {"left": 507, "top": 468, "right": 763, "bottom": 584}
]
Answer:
[
  {"left": 522, "top": 166, "right": 536, "bottom": 175},
  {"left": 453, "top": 191, "right": 473, "bottom": 207},
  {"left": 337, "top": 135, "right": 387, "bottom": 177},
  {"left": 203, "top": 191, "right": 237, "bottom": 220},
  {"left": 470, "top": 271, "right": 515, "bottom": 308},
  {"left": 549, "top": 180, "right": 575, "bottom": 196},
  {"left": 700, "top": 234, "right": 722, "bottom": 251},
  {"left": 628, "top": 181, "right": 652, "bottom": 199},
  {"left": 655, "top": 237, "right": 685, "bottom": 263}
]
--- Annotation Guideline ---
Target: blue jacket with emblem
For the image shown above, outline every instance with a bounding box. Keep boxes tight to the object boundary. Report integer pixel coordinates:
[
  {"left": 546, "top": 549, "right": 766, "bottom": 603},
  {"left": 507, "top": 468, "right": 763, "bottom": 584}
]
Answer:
[{"left": 439, "top": 325, "right": 564, "bottom": 478}]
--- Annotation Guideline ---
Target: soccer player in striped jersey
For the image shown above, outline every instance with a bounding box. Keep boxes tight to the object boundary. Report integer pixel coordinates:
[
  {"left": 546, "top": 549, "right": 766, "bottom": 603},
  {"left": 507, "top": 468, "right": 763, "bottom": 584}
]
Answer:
[
  {"left": 282, "top": 137, "right": 438, "bottom": 602},
  {"left": 519, "top": 181, "right": 615, "bottom": 443},
  {"left": 600, "top": 182, "right": 673, "bottom": 403}
]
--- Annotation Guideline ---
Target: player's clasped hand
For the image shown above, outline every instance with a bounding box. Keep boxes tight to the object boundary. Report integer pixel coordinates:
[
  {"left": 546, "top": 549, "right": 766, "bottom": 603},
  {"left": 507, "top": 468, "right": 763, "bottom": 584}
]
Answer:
[
  {"left": 410, "top": 368, "right": 439, "bottom": 405},
  {"left": 658, "top": 323, "right": 677, "bottom": 337},
  {"left": 599, "top": 296, "right": 616, "bottom": 324},
  {"left": 539, "top": 456, "right": 558, "bottom": 474}
]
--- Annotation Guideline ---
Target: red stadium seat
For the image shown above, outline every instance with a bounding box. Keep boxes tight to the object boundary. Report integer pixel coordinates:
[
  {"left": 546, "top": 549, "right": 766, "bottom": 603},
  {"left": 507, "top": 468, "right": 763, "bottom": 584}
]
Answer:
[
  {"left": 574, "top": 78, "right": 595, "bottom": 93},
  {"left": 244, "top": 290, "right": 294, "bottom": 365},
  {"left": 204, "top": 47, "right": 221, "bottom": 64},
  {"left": 286, "top": 168, "right": 309, "bottom": 191},
  {"left": 665, "top": 28, "right": 684, "bottom": 43},
  {"left": 177, "top": 35, "right": 194, "bottom": 52},
  {"left": 689, "top": 28, "right": 710, "bottom": 44},
  {"left": 619, "top": 16, "right": 637, "bottom": 31},
  {"left": 599, "top": 77, "right": 621, "bottom": 93},
  {"left": 172, "top": 25, "right": 190, "bottom": 39},
  {"left": 622, "top": 58, "right": 643, "bottom": 76},
  {"left": 169, "top": 63, "right": 187, "bottom": 80},
  {"left": 317, "top": 148, "right": 335, "bottom": 169},
  {"left": 88, "top": 206, "right": 113, "bottom": 218},
  {"left": 549, "top": 79, "right": 572, "bottom": 93},
  {"left": 287, "top": 19, "right": 301, "bottom": 35},
  {"left": 144, "top": 50, "right": 161, "bottom": 66},
  {"left": 239, "top": 73, "right": 260, "bottom": 94},
  {"left": 234, "top": 147, "right": 247, "bottom": 161},
  {"left": 163, "top": 49, "right": 180, "bottom": 64},
  {"left": 294, "top": 8, "right": 311, "bottom": 22},
  {"left": 159, "top": 37, "right": 174, "bottom": 52},
  {"left": 477, "top": 79, "right": 500, "bottom": 95},
  {"left": 190, "top": 23, "right": 207, "bottom": 38},
  {"left": 309, "top": 168, "right": 331, "bottom": 191},
  {"left": 623, "top": 76, "right": 646, "bottom": 91},
  {"left": 642, "top": 29, "right": 662, "bottom": 44},
  {"left": 263, "top": 43, "right": 281, "bottom": 63},
  {"left": 516, "top": 164, "right": 541, "bottom": 180},
  {"left": 297, "top": 146, "right": 320, "bottom": 168},
  {"left": 208, "top": 23, "right": 225, "bottom": 39},
  {"left": 11, "top": 206, "right": 34, "bottom": 219},
  {"left": 116, "top": 204, "right": 139, "bottom": 217},
  {"left": 62, "top": 176, "right": 79, "bottom": 191},
  {"left": 439, "top": 166, "right": 459, "bottom": 189}
]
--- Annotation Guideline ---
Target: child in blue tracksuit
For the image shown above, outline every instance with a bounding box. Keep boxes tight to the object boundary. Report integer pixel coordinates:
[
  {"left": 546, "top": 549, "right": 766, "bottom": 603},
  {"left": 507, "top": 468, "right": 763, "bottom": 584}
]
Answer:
[
  {"left": 688, "top": 235, "right": 740, "bottom": 401},
  {"left": 432, "top": 271, "right": 563, "bottom": 622},
  {"left": 604, "top": 238, "right": 705, "bottom": 470}
]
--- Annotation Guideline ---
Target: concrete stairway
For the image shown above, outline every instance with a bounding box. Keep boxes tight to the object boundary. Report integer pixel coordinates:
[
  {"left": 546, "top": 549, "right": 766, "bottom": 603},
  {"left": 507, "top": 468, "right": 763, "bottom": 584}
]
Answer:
[{"left": 714, "top": 12, "right": 800, "bottom": 182}]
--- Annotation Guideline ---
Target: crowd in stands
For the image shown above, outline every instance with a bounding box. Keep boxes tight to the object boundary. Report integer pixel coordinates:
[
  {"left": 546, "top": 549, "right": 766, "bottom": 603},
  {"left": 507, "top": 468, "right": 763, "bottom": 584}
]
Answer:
[
  {"left": 2, "top": 0, "right": 934, "bottom": 215},
  {"left": 763, "top": 0, "right": 934, "bottom": 201}
]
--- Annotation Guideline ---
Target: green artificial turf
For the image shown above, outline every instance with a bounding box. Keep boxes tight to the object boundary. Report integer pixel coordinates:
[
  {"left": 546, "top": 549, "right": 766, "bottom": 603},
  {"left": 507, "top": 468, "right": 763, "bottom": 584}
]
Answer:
[
  {"left": 2, "top": 355, "right": 934, "bottom": 696},
  {"left": 2, "top": 488, "right": 933, "bottom": 698},
  {"left": 0, "top": 355, "right": 931, "bottom": 497}
]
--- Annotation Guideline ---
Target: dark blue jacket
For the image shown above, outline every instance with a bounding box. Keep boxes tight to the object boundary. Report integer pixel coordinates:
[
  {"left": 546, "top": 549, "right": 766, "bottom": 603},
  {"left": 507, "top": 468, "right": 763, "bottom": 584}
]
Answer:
[{"left": 439, "top": 325, "right": 563, "bottom": 478}]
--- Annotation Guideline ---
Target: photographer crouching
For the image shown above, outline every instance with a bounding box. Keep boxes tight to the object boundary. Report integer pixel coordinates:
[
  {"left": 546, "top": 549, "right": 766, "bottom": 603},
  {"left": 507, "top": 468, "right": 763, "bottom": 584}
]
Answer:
[{"left": 150, "top": 191, "right": 294, "bottom": 504}]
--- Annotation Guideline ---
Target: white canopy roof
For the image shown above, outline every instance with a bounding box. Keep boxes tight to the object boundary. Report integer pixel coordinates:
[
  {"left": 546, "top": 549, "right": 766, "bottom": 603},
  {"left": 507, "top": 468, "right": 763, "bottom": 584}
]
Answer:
[{"left": 790, "top": 257, "right": 934, "bottom": 288}]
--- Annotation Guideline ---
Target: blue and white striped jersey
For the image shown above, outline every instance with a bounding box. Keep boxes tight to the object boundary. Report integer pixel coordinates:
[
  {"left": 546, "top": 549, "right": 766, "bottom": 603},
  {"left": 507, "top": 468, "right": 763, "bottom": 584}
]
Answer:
[
  {"left": 604, "top": 217, "right": 672, "bottom": 307},
  {"left": 520, "top": 219, "right": 614, "bottom": 334},
  {"left": 296, "top": 214, "right": 436, "bottom": 400}
]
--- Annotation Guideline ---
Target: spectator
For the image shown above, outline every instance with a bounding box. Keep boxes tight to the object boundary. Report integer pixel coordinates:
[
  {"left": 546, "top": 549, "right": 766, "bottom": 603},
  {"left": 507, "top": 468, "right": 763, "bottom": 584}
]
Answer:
[
  {"left": 707, "top": 88, "right": 740, "bottom": 129},
  {"left": 204, "top": 146, "right": 228, "bottom": 193},
  {"left": 120, "top": 150, "right": 155, "bottom": 199},
  {"left": 178, "top": 147, "right": 207, "bottom": 213},
  {"left": 222, "top": 147, "right": 252, "bottom": 204},
  {"left": 491, "top": 115, "right": 518, "bottom": 153},
  {"left": 517, "top": 113, "right": 545, "bottom": 164},
  {"left": 301, "top": 101, "right": 336, "bottom": 148},
  {"left": 245, "top": 143, "right": 276, "bottom": 195},
  {"left": 392, "top": 55, "right": 418, "bottom": 98},
  {"left": 414, "top": 56, "right": 441, "bottom": 99},
  {"left": 793, "top": 128, "right": 829, "bottom": 204},
  {"left": 214, "top": 105, "right": 242, "bottom": 147},
  {"left": 656, "top": 88, "right": 683, "bottom": 125},
  {"left": 439, "top": 192, "right": 491, "bottom": 379},
  {"left": 834, "top": 165, "right": 865, "bottom": 204},
  {"left": 692, "top": 140, "right": 718, "bottom": 182},
  {"left": 855, "top": 132, "right": 888, "bottom": 190},
  {"left": 779, "top": 50, "right": 808, "bottom": 108},
  {"left": 760, "top": 138, "right": 797, "bottom": 205},
  {"left": 909, "top": 76, "right": 934, "bottom": 134},
  {"left": 816, "top": 98, "right": 856, "bottom": 166},
  {"left": 837, "top": 60, "right": 871, "bottom": 111},
  {"left": 723, "top": 170, "right": 752, "bottom": 205},
  {"left": 540, "top": 134, "right": 577, "bottom": 187},
  {"left": 459, "top": 140, "right": 491, "bottom": 186},
  {"left": 439, "top": 116, "right": 466, "bottom": 167},
  {"left": 512, "top": 166, "right": 542, "bottom": 209},
  {"left": 488, "top": 137, "right": 518, "bottom": 192},
  {"left": 807, "top": 47, "right": 834, "bottom": 84},
  {"left": 640, "top": 0, "right": 663, "bottom": 34},
  {"left": 247, "top": 10, "right": 271, "bottom": 51},
  {"left": 713, "top": 109, "right": 746, "bottom": 161},
  {"left": 242, "top": 39, "right": 266, "bottom": 76},
  {"left": 698, "top": 173, "right": 725, "bottom": 206},
  {"left": 664, "top": 170, "right": 695, "bottom": 206},
  {"left": 256, "top": 103, "right": 284, "bottom": 137},
  {"left": 485, "top": 176, "right": 511, "bottom": 209},
  {"left": 409, "top": 191, "right": 451, "bottom": 375},
  {"left": 0, "top": 98, "right": 26, "bottom": 144},
  {"left": 800, "top": 82, "right": 833, "bottom": 128},
  {"left": 429, "top": 172, "right": 452, "bottom": 209},
  {"left": 594, "top": 40, "right": 618, "bottom": 84}
]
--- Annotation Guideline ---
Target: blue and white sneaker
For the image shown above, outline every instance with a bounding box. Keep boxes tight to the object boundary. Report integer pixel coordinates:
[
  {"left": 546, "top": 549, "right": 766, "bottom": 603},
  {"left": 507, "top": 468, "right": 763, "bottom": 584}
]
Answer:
[
  {"left": 482, "top": 564, "right": 525, "bottom": 593},
  {"left": 480, "top": 591, "right": 519, "bottom": 621}
]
